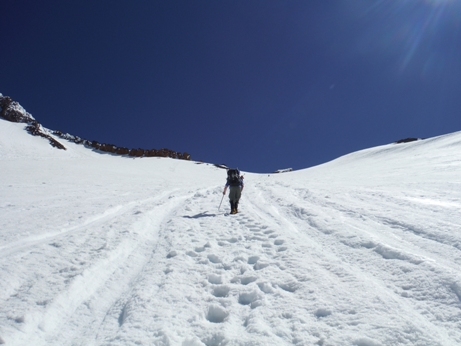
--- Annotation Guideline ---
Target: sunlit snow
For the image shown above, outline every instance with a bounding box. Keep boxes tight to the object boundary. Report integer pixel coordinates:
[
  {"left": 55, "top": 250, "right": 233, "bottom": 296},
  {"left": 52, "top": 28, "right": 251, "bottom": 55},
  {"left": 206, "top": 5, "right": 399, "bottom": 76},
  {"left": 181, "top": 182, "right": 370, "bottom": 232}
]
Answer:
[{"left": 1, "top": 118, "right": 460, "bottom": 345}]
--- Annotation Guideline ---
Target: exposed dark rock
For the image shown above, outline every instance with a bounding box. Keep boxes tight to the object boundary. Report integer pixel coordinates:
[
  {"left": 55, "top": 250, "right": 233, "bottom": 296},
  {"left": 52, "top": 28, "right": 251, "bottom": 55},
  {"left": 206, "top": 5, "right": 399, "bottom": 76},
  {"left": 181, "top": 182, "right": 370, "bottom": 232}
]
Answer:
[
  {"left": 180, "top": 152, "right": 191, "bottom": 160},
  {"left": 0, "top": 95, "right": 31, "bottom": 122},
  {"left": 394, "top": 138, "right": 423, "bottom": 144},
  {"left": 0, "top": 94, "right": 66, "bottom": 150},
  {"left": 100, "top": 143, "right": 116, "bottom": 153},
  {"left": 26, "top": 122, "right": 66, "bottom": 150},
  {"left": 145, "top": 149, "right": 157, "bottom": 157},
  {"left": 116, "top": 147, "right": 130, "bottom": 155},
  {"left": 129, "top": 148, "right": 145, "bottom": 157}
]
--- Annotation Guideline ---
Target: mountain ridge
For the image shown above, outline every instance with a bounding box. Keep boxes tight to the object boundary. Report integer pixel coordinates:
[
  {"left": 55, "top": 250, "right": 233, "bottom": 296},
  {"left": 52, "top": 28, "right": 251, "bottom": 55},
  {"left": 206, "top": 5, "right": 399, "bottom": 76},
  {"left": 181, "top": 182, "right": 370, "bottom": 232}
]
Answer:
[{"left": 0, "top": 93, "right": 191, "bottom": 160}]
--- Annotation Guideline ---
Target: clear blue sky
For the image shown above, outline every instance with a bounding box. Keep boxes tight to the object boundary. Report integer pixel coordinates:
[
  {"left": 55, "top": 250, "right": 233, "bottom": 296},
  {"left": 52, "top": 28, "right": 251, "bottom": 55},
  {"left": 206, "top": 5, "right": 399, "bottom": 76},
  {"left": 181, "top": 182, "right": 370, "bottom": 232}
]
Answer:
[{"left": 2, "top": 0, "right": 461, "bottom": 173}]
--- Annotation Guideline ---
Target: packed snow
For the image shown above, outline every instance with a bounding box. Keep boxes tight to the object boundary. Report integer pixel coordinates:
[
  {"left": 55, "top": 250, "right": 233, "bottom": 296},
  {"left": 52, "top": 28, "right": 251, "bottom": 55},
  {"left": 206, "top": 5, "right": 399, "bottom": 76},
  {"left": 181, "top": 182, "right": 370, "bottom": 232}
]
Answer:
[{"left": 1, "top": 118, "right": 461, "bottom": 345}]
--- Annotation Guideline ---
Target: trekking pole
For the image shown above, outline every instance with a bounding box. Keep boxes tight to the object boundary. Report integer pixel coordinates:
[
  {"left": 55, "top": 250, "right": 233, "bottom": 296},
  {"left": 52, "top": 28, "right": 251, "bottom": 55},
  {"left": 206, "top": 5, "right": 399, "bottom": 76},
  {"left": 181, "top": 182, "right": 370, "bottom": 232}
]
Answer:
[{"left": 218, "top": 194, "right": 224, "bottom": 211}]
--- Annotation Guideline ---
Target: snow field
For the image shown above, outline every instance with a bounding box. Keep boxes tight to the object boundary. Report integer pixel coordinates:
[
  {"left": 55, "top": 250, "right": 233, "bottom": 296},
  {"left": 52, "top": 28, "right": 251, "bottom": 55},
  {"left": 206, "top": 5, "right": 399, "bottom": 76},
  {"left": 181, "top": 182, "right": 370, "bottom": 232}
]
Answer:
[{"left": 1, "top": 122, "right": 461, "bottom": 345}]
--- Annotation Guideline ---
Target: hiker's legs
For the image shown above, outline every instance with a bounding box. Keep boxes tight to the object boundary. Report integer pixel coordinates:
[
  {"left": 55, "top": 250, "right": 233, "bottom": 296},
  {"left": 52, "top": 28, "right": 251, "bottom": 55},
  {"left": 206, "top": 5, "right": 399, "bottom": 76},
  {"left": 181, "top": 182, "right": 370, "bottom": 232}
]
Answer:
[{"left": 229, "top": 187, "right": 241, "bottom": 213}]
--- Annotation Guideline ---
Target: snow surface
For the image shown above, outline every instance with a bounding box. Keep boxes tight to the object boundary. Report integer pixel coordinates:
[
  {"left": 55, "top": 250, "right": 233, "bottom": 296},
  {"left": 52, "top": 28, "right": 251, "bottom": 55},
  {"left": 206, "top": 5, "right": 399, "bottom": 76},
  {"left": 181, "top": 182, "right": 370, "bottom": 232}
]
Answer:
[{"left": 1, "top": 118, "right": 461, "bottom": 346}]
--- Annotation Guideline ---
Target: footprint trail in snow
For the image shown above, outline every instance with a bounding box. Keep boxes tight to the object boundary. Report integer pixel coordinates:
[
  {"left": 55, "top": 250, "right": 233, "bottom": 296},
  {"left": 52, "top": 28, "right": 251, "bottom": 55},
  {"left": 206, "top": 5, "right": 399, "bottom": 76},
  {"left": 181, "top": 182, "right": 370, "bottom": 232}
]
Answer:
[{"left": 2, "top": 125, "right": 461, "bottom": 346}]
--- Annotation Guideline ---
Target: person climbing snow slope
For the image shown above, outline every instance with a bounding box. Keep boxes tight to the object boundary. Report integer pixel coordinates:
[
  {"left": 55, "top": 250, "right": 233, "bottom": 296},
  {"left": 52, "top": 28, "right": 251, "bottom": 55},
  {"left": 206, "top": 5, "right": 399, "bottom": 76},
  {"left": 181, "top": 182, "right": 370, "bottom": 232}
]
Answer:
[{"left": 223, "top": 168, "right": 244, "bottom": 214}]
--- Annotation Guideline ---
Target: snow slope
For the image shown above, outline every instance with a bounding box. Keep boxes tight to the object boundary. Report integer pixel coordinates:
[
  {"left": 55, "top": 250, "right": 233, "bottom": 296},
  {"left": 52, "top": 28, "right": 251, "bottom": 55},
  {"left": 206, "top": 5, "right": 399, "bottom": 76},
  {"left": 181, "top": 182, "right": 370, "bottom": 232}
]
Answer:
[{"left": 1, "top": 119, "right": 461, "bottom": 346}]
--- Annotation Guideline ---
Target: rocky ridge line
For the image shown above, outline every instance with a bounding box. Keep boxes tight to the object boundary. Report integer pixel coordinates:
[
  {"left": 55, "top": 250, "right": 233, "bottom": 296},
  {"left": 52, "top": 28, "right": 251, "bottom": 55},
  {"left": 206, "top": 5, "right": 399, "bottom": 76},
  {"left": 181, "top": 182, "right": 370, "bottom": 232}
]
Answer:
[
  {"left": 0, "top": 94, "right": 190, "bottom": 160},
  {"left": 0, "top": 94, "right": 66, "bottom": 150}
]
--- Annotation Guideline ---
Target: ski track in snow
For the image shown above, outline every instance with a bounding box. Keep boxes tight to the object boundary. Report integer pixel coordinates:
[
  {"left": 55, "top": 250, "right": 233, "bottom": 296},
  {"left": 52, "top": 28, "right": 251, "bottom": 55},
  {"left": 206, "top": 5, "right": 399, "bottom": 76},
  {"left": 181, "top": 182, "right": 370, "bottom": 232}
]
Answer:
[
  {"left": 1, "top": 202, "right": 131, "bottom": 259},
  {"left": 0, "top": 187, "right": 194, "bottom": 345}
]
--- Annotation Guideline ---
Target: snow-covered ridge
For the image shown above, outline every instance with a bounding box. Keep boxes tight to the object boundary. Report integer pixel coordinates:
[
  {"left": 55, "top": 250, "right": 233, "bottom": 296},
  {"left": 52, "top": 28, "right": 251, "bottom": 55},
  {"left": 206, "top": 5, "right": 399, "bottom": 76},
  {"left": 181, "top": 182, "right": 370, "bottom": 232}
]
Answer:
[
  {"left": 0, "top": 94, "right": 65, "bottom": 150},
  {"left": 0, "top": 93, "right": 35, "bottom": 122},
  {"left": 0, "top": 93, "right": 191, "bottom": 160}
]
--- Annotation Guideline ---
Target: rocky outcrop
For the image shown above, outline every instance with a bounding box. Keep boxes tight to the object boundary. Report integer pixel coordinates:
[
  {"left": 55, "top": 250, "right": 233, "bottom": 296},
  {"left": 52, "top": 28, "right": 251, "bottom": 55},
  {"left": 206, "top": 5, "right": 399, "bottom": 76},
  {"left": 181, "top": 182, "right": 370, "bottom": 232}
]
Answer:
[
  {"left": 116, "top": 147, "right": 130, "bottom": 155},
  {"left": 26, "top": 122, "right": 66, "bottom": 150},
  {"left": 52, "top": 130, "right": 191, "bottom": 160},
  {"left": 0, "top": 94, "right": 191, "bottom": 160},
  {"left": 0, "top": 95, "right": 33, "bottom": 122},
  {"left": 394, "top": 138, "right": 423, "bottom": 144},
  {"left": 0, "top": 94, "right": 67, "bottom": 150}
]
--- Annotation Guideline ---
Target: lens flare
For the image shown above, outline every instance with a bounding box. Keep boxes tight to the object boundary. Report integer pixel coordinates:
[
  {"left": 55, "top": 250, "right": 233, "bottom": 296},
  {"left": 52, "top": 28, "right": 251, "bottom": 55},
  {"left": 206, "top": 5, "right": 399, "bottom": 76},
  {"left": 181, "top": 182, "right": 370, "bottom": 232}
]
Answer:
[
  {"left": 362, "top": 0, "right": 461, "bottom": 75},
  {"left": 424, "top": 0, "right": 454, "bottom": 6}
]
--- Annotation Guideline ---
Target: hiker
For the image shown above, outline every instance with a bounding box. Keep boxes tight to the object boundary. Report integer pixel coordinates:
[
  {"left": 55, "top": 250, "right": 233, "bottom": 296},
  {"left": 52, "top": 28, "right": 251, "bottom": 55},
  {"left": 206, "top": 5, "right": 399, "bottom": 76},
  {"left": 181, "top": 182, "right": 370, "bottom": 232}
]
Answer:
[{"left": 223, "top": 169, "right": 244, "bottom": 214}]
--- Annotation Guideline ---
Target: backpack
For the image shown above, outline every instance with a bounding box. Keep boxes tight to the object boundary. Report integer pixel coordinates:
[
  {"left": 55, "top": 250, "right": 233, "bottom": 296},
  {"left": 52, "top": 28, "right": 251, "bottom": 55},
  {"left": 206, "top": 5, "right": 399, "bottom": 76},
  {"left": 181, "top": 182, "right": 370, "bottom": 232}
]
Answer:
[{"left": 227, "top": 168, "right": 240, "bottom": 186}]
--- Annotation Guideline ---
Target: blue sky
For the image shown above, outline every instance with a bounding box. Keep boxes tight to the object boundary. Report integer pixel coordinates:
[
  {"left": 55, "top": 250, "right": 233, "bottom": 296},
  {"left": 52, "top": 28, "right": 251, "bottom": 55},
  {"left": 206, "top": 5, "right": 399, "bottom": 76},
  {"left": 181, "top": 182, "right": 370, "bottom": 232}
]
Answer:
[{"left": 2, "top": 0, "right": 461, "bottom": 173}]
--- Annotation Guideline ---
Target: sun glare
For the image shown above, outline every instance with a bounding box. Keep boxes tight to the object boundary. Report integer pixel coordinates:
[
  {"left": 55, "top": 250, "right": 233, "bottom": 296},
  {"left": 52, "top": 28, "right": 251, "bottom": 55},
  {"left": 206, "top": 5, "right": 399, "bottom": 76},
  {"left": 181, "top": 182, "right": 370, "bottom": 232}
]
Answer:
[
  {"left": 363, "top": 0, "right": 461, "bottom": 75},
  {"left": 424, "top": 0, "right": 454, "bottom": 6}
]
